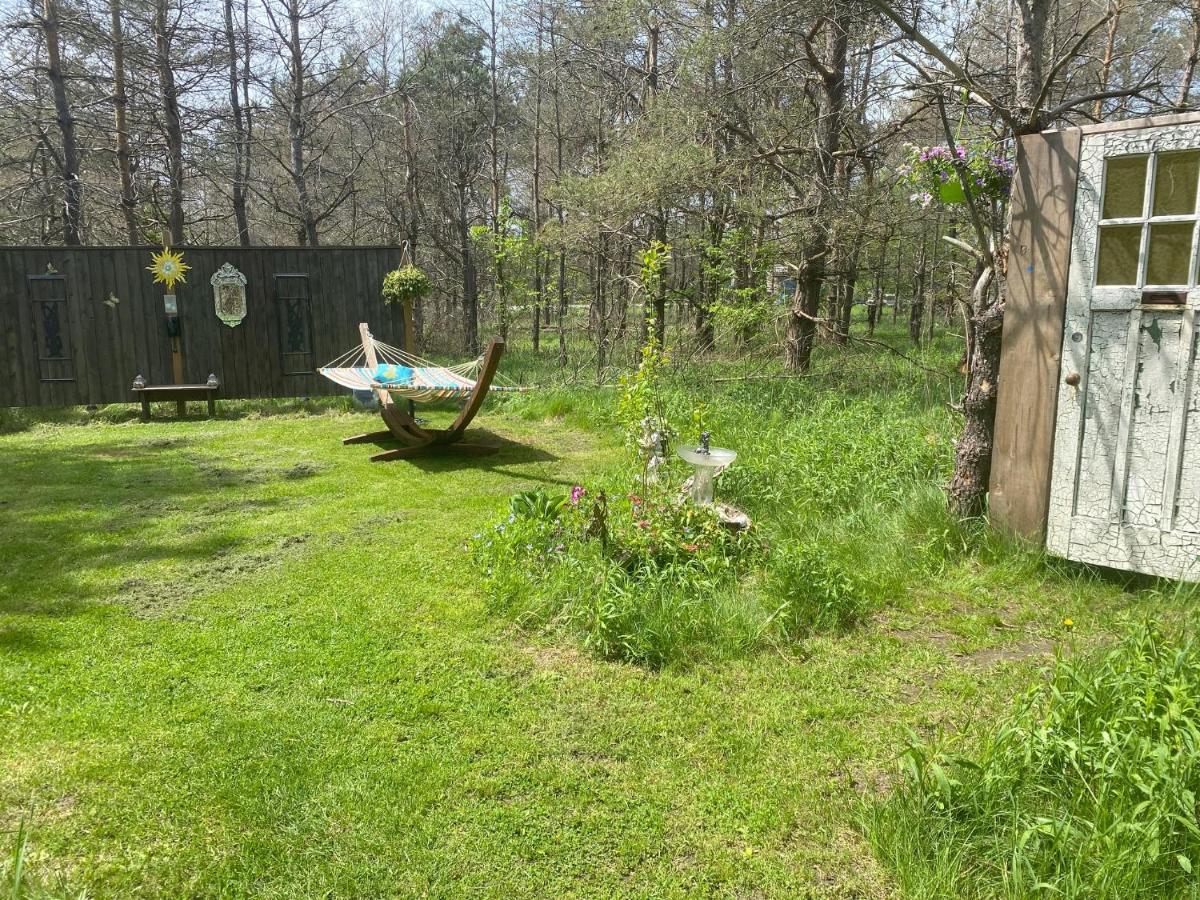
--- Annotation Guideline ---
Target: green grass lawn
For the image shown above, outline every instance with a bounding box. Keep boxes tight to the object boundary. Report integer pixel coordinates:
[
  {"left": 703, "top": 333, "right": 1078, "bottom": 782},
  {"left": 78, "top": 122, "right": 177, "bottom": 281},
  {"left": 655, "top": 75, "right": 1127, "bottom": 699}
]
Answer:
[{"left": 0, "top": 394, "right": 1181, "bottom": 897}]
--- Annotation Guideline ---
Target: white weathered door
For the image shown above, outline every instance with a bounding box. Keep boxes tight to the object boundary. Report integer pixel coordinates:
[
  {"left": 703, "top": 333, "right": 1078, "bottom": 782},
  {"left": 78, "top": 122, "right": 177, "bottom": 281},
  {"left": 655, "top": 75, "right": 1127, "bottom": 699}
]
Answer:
[{"left": 1049, "top": 122, "right": 1200, "bottom": 579}]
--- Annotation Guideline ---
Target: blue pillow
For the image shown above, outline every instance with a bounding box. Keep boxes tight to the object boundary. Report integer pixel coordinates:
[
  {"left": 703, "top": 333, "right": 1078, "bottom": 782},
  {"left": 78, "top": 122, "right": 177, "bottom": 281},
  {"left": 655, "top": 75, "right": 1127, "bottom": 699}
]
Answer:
[{"left": 372, "top": 364, "right": 414, "bottom": 386}]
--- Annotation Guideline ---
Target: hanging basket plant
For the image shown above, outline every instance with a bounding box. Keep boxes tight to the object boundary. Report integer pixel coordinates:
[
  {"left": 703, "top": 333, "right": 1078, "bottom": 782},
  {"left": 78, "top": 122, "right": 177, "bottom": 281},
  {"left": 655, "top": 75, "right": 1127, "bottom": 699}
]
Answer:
[
  {"left": 900, "top": 143, "right": 1014, "bottom": 209},
  {"left": 381, "top": 264, "right": 431, "bottom": 306}
]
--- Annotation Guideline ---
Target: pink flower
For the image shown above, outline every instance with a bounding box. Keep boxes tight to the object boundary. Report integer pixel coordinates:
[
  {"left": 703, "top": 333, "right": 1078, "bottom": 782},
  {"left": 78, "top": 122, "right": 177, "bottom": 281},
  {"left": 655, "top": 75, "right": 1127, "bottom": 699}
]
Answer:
[
  {"left": 570, "top": 485, "right": 586, "bottom": 505},
  {"left": 636, "top": 519, "right": 650, "bottom": 529}
]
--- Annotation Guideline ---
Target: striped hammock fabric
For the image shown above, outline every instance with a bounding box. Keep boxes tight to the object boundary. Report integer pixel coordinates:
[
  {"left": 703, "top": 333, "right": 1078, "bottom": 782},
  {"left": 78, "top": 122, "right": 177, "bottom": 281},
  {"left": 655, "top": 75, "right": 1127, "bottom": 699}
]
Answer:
[{"left": 319, "top": 334, "right": 521, "bottom": 403}]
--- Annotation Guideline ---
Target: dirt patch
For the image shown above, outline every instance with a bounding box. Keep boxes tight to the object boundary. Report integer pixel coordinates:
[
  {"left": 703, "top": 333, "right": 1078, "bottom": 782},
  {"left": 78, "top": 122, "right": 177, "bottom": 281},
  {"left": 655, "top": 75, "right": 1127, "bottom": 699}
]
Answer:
[
  {"left": 111, "top": 533, "right": 312, "bottom": 619},
  {"left": 522, "top": 640, "right": 590, "bottom": 673},
  {"left": 191, "top": 459, "right": 272, "bottom": 486},
  {"left": 199, "top": 498, "right": 276, "bottom": 516},
  {"left": 283, "top": 461, "right": 328, "bottom": 480},
  {"left": 360, "top": 512, "right": 411, "bottom": 529},
  {"left": 960, "top": 637, "right": 1055, "bottom": 670}
]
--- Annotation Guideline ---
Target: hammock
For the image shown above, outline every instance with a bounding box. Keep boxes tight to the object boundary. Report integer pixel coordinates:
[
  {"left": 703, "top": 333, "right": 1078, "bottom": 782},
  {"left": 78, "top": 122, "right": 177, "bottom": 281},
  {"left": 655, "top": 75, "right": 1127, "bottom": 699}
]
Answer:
[
  {"left": 318, "top": 323, "right": 514, "bottom": 462},
  {"left": 319, "top": 335, "right": 520, "bottom": 402}
]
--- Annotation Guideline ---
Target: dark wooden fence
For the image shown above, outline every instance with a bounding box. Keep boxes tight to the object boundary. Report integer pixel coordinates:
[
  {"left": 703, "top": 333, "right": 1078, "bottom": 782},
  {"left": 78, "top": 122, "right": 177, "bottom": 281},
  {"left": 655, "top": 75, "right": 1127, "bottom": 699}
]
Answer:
[{"left": 0, "top": 245, "right": 405, "bottom": 407}]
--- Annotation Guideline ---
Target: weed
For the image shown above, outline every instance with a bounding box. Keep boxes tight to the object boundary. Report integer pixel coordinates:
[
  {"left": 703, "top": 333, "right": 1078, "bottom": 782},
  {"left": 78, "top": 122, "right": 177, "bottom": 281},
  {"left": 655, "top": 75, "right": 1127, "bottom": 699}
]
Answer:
[{"left": 865, "top": 622, "right": 1200, "bottom": 898}]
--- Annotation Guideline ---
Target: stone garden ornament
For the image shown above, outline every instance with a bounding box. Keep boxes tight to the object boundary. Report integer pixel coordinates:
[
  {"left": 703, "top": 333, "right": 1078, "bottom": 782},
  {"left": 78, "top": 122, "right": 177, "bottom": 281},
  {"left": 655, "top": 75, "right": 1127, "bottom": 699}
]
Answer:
[{"left": 210, "top": 262, "right": 248, "bottom": 327}]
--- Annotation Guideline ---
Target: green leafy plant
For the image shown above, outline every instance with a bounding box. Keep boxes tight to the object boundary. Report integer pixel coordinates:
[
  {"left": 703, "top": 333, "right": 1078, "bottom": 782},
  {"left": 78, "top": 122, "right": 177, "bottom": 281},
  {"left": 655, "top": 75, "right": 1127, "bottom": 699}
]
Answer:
[
  {"left": 381, "top": 264, "right": 432, "bottom": 306},
  {"left": 471, "top": 200, "right": 536, "bottom": 339},
  {"left": 767, "top": 542, "right": 865, "bottom": 636},
  {"left": 697, "top": 228, "right": 776, "bottom": 344},
  {"left": 638, "top": 240, "right": 671, "bottom": 301},
  {"left": 509, "top": 488, "right": 567, "bottom": 522},
  {"left": 867, "top": 622, "right": 1200, "bottom": 897},
  {"left": 473, "top": 480, "right": 763, "bottom": 667}
]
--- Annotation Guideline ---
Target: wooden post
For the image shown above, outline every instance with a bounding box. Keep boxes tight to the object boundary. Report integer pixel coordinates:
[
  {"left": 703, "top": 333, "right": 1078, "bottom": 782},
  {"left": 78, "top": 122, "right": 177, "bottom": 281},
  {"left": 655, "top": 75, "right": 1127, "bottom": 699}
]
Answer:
[{"left": 989, "top": 128, "right": 1081, "bottom": 540}]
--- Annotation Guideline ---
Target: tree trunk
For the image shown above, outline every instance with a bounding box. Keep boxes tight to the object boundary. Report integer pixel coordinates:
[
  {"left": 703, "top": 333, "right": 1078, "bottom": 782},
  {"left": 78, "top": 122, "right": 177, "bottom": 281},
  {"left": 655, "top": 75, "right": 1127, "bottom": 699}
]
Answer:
[
  {"left": 531, "top": 7, "right": 545, "bottom": 353},
  {"left": 1093, "top": 0, "right": 1123, "bottom": 118},
  {"left": 154, "top": 0, "right": 185, "bottom": 244},
  {"left": 945, "top": 0, "right": 1046, "bottom": 515},
  {"left": 459, "top": 182, "right": 479, "bottom": 355},
  {"left": 110, "top": 0, "right": 137, "bottom": 244},
  {"left": 286, "top": 0, "right": 318, "bottom": 245},
  {"left": 402, "top": 93, "right": 422, "bottom": 350},
  {"left": 487, "top": 0, "right": 506, "bottom": 342},
  {"left": 647, "top": 22, "right": 668, "bottom": 346},
  {"left": 785, "top": 11, "right": 848, "bottom": 370},
  {"left": 223, "top": 0, "right": 251, "bottom": 245},
  {"left": 947, "top": 265, "right": 1000, "bottom": 517},
  {"left": 909, "top": 233, "right": 927, "bottom": 346},
  {"left": 1180, "top": 0, "right": 1200, "bottom": 109},
  {"left": 42, "top": 0, "right": 83, "bottom": 245}
]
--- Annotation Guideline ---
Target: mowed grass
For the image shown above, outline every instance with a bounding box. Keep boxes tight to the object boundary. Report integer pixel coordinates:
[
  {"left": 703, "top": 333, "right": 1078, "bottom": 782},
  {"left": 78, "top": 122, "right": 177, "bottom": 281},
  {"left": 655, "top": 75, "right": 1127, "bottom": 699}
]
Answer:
[{"left": 0, "top": 383, "right": 1187, "bottom": 896}]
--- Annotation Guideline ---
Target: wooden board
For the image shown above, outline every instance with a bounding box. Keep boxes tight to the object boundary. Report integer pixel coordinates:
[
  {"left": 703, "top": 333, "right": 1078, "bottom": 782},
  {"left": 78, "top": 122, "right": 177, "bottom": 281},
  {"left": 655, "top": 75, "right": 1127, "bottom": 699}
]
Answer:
[
  {"left": 0, "top": 246, "right": 403, "bottom": 407},
  {"left": 1046, "top": 120, "right": 1200, "bottom": 580},
  {"left": 990, "top": 129, "right": 1082, "bottom": 540}
]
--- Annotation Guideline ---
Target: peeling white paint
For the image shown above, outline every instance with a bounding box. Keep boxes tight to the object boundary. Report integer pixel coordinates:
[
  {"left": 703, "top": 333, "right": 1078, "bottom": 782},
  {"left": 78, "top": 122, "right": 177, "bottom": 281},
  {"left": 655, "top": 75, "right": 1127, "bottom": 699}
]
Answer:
[{"left": 1048, "top": 123, "right": 1200, "bottom": 580}]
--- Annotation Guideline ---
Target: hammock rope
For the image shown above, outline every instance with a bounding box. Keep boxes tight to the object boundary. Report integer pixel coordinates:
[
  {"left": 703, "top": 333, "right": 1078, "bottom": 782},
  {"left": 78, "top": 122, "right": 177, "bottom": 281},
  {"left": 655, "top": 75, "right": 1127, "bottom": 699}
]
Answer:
[{"left": 319, "top": 334, "right": 521, "bottom": 402}]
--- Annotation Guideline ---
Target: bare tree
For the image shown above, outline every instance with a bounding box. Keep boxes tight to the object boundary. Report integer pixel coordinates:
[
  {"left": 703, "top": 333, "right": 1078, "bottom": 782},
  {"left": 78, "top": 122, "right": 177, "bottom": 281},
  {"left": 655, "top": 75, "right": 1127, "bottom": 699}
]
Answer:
[{"left": 39, "top": 0, "right": 84, "bottom": 244}]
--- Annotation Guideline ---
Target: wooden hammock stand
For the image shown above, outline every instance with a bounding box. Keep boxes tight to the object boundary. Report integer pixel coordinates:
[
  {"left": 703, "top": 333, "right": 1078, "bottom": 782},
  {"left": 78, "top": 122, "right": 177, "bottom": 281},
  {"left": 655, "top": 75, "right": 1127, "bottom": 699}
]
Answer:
[{"left": 343, "top": 323, "right": 506, "bottom": 461}]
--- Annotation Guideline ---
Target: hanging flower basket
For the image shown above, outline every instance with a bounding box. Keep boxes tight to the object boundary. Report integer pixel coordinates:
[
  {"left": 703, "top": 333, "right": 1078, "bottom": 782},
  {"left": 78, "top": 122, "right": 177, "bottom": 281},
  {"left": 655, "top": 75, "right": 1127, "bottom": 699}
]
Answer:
[{"left": 899, "top": 143, "right": 1014, "bottom": 209}]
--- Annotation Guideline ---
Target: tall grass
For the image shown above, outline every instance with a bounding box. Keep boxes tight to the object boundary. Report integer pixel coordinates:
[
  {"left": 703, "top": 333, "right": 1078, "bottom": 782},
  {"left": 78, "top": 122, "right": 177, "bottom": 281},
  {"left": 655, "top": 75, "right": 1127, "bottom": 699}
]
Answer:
[
  {"left": 480, "top": 326, "right": 987, "bottom": 666},
  {"left": 865, "top": 622, "right": 1200, "bottom": 898}
]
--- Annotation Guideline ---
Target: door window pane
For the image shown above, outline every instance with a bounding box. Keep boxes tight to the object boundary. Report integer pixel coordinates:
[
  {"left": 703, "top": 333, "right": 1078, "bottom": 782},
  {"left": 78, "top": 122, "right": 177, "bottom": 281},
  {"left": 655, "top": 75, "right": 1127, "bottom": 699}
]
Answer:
[
  {"left": 1102, "top": 155, "right": 1149, "bottom": 218},
  {"left": 1097, "top": 224, "right": 1143, "bottom": 285},
  {"left": 1146, "top": 222, "right": 1195, "bottom": 285},
  {"left": 1153, "top": 151, "right": 1200, "bottom": 216}
]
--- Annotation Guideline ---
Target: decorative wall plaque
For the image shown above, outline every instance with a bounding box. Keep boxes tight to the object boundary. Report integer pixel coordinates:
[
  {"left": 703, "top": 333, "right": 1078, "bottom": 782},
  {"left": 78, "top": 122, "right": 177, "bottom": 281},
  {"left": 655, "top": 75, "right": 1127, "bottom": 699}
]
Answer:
[{"left": 210, "top": 263, "right": 248, "bottom": 328}]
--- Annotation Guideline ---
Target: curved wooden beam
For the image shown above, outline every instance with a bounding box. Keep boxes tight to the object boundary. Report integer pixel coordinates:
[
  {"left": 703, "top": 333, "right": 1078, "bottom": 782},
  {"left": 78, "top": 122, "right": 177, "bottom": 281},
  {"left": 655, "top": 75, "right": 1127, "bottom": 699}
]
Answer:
[
  {"left": 342, "top": 322, "right": 431, "bottom": 447},
  {"left": 341, "top": 326, "right": 508, "bottom": 462},
  {"left": 435, "top": 338, "right": 505, "bottom": 445}
]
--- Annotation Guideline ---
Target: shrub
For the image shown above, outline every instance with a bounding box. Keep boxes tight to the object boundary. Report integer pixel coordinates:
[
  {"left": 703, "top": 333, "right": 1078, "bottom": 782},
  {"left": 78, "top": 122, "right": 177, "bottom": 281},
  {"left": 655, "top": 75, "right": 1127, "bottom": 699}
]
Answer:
[
  {"left": 472, "top": 484, "right": 764, "bottom": 667},
  {"left": 767, "top": 542, "right": 866, "bottom": 636},
  {"left": 866, "top": 622, "right": 1200, "bottom": 898}
]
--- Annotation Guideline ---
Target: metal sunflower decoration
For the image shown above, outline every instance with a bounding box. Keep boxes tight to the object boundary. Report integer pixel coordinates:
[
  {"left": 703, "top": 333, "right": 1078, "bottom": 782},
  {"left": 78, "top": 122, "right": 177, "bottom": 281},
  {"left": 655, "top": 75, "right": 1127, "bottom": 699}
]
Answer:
[{"left": 148, "top": 247, "right": 190, "bottom": 291}]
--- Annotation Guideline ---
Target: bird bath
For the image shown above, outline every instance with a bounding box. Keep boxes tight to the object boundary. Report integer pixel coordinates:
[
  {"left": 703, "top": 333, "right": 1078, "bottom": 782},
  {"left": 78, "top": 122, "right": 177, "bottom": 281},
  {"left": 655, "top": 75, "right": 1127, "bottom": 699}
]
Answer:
[{"left": 677, "top": 432, "right": 736, "bottom": 506}]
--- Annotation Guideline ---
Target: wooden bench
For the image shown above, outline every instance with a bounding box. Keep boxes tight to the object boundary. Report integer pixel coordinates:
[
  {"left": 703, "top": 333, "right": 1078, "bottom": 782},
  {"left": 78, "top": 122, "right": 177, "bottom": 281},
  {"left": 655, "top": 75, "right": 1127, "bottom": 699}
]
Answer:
[{"left": 132, "top": 375, "right": 219, "bottom": 421}]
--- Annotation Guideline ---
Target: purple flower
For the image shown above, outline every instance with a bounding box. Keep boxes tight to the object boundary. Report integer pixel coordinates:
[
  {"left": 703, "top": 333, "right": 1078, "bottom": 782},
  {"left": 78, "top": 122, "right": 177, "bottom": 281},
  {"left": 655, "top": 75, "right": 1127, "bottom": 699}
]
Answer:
[{"left": 570, "top": 485, "right": 586, "bottom": 505}]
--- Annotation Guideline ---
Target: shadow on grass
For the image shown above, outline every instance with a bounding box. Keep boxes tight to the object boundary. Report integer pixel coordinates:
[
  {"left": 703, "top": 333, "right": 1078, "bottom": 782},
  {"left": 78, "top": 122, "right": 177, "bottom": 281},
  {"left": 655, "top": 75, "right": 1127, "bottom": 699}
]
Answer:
[
  {"left": 0, "top": 623, "right": 57, "bottom": 655},
  {"left": 348, "top": 429, "right": 584, "bottom": 487},
  {"left": 0, "top": 437, "right": 289, "bottom": 620}
]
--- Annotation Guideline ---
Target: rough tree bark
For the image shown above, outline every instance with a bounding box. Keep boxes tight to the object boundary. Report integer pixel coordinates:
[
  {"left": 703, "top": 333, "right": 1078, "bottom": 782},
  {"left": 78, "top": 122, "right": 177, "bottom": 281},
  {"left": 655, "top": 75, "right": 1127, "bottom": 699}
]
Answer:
[
  {"left": 459, "top": 180, "right": 479, "bottom": 355},
  {"left": 284, "top": 0, "right": 318, "bottom": 245},
  {"left": 110, "top": 0, "right": 138, "bottom": 243},
  {"left": 486, "top": 0, "right": 506, "bottom": 341},
  {"left": 153, "top": 0, "right": 185, "bottom": 244},
  {"left": 223, "top": 0, "right": 252, "bottom": 245},
  {"left": 41, "top": 0, "right": 83, "bottom": 245},
  {"left": 531, "top": 3, "right": 545, "bottom": 352},
  {"left": 1180, "top": 0, "right": 1200, "bottom": 109},
  {"left": 785, "top": 10, "right": 848, "bottom": 370},
  {"left": 402, "top": 92, "right": 422, "bottom": 348}
]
